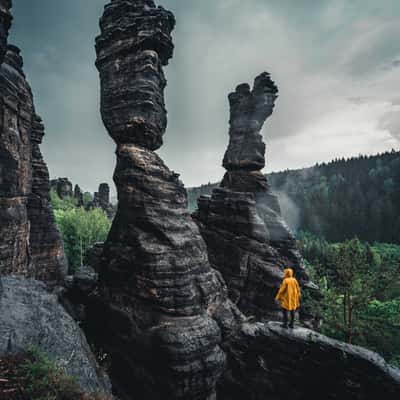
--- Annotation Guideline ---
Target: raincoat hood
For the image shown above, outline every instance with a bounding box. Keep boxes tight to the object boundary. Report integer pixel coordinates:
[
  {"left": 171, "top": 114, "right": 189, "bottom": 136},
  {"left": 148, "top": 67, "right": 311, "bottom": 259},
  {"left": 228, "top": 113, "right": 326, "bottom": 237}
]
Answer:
[{"left": 284, "top": 268, "right": 294, "bottom": 278}]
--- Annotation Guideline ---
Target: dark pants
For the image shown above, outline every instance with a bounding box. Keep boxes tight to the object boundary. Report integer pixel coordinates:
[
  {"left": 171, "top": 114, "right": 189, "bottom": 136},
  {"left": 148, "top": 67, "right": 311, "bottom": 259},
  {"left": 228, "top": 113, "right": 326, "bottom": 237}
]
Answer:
[{"left": 282, "top": 309, "right": 295, "bottom": 327}]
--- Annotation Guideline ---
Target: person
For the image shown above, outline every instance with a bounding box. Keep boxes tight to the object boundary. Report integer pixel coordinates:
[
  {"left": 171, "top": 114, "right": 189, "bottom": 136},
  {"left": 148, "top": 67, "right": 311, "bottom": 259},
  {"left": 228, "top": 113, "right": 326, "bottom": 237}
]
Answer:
[{"left": 275, "top": 268, "right": 301, "bottom": 329}]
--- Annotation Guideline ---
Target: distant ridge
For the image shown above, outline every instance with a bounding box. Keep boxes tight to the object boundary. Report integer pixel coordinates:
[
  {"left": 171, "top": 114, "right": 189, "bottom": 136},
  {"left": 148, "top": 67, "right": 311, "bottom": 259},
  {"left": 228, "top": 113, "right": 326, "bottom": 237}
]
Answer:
[{"left": 188, "top": 150, "right": 400, "bottom": 244}]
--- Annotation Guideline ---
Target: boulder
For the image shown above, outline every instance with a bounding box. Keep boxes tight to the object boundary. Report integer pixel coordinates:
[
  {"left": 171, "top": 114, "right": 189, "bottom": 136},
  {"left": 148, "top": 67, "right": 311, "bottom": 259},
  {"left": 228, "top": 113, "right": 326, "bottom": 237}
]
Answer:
[
  {"left": 219, "top": 322, "right": 400, "bottom": 400},
  {"left": 0, "top": 276, "right": 112, "bottom": 396}
]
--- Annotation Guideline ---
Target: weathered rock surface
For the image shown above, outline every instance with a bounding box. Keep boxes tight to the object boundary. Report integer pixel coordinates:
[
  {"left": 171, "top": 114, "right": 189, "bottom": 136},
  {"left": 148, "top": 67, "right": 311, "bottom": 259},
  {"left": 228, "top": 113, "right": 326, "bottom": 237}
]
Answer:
[
  {"left": 222, "top": 73, "right": 278, "bottom": 171},
  {"left": 74, "top": 183, "right": 84, "bottom": 206},
  {"left": 219, "top": 322, "right": 400, "bottom": 399},
  {"left": 87, "top": 182, "right": 115, "bottom": 219},
  {"left": 50, "top": 177, "right": 73, "bottom": 199},
  {"left": 194, "top": 74, "right": 314, "bottom": 321},
  {"left": 0, "top": 0, "right": 11, "bottom": 63},
  {"left": 0, "top": 45, "right": 34, "bottom": 278},
  {"left": 0, "top": 8, "right": 67, "bottom": 285},
  {"left": 28, "top": 115, "right": 68, "bottom": 284},
  {"left": 0, "top": 276, "right": 112, "bottom": 396},
  {"left": 95, "top": 0, "right": 175, "bottom": 151},
  {"left": 93, "top": 1, "right": 241, "bottom": 399}
]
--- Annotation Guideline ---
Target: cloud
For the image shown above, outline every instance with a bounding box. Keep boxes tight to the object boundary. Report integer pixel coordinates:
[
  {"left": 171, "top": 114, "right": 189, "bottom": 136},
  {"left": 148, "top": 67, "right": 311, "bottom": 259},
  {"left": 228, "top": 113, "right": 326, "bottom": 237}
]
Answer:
[{"left": 8, "top": 0, "right": 400, "bottom": 192}]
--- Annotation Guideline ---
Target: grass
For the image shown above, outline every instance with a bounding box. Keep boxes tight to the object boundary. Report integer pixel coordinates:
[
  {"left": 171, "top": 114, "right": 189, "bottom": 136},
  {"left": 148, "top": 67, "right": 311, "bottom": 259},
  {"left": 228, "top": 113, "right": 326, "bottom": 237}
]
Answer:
[{"left": 0, "top": 348, "right": 112, "bottom": 400}]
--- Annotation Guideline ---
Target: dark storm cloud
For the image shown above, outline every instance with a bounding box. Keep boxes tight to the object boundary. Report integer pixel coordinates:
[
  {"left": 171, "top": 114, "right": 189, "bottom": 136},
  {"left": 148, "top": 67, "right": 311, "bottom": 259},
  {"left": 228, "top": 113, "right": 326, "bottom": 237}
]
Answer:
[{"left": 9, "top": 0, "right": 400, "bottom": 192}]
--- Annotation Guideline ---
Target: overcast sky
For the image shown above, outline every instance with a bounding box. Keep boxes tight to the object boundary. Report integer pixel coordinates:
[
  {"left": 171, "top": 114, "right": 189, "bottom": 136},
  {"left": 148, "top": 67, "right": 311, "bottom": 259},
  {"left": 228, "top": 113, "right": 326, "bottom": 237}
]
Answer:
[{"left": 9, "top": 0, "right": 400, "bottom": 193}]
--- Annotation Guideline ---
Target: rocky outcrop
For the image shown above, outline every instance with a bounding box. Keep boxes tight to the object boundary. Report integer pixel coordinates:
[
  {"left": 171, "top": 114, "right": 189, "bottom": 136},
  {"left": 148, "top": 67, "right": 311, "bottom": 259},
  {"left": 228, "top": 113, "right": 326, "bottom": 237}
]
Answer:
[
  {"left": 194, "top": 74, "right": 315, "bottom": 321},
  {"left": 28, "top": 114, "right": 68, "bottom": 284},
  {"left": 0, "top": 45, "right": 34, "bottom": 278},
  {"left": 0, "top": 276, "right": 112, "bottom": 395},
  {"left": 93, "top": 1, "right": 242, "bottom": 399},
  {"left": 219, "top": 322, "right": 400, "bottom": 400},
  {"left": 74, "top": 184, "right": 84, "bottom": 206},
  {"left": 0, "top": 3, "right": 67, "bottom": 285},
  {"left": 50, "top": 177, "right": 73, "bottom": 199},
  {"left": 0, "top": 0, "right": 11, "bottom": 63},
  {"left": 87, "top": 182, "right": 115, "bottom": 219}
]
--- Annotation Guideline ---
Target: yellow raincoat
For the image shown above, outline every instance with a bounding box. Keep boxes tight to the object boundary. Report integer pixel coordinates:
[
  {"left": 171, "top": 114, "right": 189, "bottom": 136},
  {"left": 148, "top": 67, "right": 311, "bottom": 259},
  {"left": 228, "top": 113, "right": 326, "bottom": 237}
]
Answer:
[{"left": 275, "top": 268, "right": 301, "bottom": 311}]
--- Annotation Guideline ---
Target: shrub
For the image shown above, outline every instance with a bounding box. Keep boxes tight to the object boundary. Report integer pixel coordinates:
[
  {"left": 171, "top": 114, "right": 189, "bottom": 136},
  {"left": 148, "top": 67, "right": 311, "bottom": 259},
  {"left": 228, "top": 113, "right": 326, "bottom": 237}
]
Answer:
[{"left": 0, "top": 348, "right": 111, "bottom": 400}]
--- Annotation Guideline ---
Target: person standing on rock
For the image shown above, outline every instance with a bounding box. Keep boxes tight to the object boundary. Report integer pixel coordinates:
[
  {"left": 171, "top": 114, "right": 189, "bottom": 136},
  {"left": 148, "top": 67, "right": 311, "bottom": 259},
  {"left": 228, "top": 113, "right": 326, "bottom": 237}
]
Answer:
[{"left": 275, "top": 268, "right": 301, "bottom": 328}]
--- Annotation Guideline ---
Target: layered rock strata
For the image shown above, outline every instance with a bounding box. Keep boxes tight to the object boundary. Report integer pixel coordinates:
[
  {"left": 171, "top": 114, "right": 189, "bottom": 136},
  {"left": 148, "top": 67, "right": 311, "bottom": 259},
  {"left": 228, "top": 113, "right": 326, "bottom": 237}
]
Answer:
[
  {"left": 194, "top": 74, "right": 314, "bottom": 320},
  {"left": 0, "top": 276, "right": 112, "bottom": 396},
  {"left": 94, "top": 1, "right": 241, "bottom": 398},
  {"left": 74, "top": 183, "right": 84, "bottom": 206},
  {"left": 28, "top": 115, "right": 68, "bottom": 284},
  {"left": 219, "top": 322, "right": 400, "bottom": 400},
  {"left": 87, "top": 182, "right": 115, "bottom": 219},
  {"left": 0, "top": 0, "right": 11, "bottom": 63},
  {"left": 51, "top": 177, "right": 73, "bottom": 199},
  {"left": 0, "top": 4, "right": 67, "bottom": 284},
  {"left": 0, "top": 45, "right": 34, "bottom": 277}
]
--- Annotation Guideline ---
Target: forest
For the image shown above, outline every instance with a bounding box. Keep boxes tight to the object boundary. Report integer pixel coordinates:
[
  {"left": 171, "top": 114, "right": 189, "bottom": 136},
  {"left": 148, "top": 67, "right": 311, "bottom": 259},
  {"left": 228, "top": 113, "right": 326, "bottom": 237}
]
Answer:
[
  {"left": 186, "top": 150, "right": 400, "bottom": 366},
  {"left": 188, "top": 150, "right": 400, "bottom": 244}
]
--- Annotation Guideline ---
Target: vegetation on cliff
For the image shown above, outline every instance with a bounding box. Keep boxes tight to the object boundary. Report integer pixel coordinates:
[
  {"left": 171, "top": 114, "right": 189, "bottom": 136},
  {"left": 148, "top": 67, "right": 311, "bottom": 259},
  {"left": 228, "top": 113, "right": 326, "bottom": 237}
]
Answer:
[
  {"left": 0, "top": 348, "right": 111, "bottom": 400},
  {"left": 188, "top": 150, "right": 400, "bottom": 244},
  {"left": 50, "top": 190, "right": 111, "bottom": 270},
  {"left": 299, "top": 233, "right": 400, "bottom": 367}
]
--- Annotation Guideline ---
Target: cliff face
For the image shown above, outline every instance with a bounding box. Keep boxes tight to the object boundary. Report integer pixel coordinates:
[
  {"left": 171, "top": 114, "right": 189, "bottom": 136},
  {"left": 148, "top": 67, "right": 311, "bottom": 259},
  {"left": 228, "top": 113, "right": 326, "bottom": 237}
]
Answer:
[
  {"left": 94, "top": 1, "right": 241, "bottom": 398},
  {"left": 219, "top": 322, "right": 400, "bottom": 400},
  {"left": 0, "top": 2, "right": 67, "bottom": 285},
  {"left": 28, "top": 115, "right": 68, "bottom": 283},
  {"left": 0, "top": 0, "right": 11, "bottom": 63},
  {"left": 87, "top": 182, "right": 115, "bottom": 219},
  {"left": 194, "top": 74, "right": 313, "bottom": 321},
  {"left": 50, "top": 177, "right": 73, "bottom": 199},
  {"left": 0, "top": 45, "right": 34, "bottom": 277}
]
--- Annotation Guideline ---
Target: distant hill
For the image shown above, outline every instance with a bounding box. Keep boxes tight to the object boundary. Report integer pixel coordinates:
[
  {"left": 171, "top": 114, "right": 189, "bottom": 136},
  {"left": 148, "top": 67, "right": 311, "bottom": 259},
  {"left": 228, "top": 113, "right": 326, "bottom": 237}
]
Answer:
[{"left": 188, "top": 150, "right": 400, "bottom": 244}]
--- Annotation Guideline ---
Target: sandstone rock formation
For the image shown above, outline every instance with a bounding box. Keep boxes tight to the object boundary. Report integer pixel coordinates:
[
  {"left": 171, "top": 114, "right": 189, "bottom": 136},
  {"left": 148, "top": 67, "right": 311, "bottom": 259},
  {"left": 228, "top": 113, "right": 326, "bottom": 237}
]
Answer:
[
  {"left": 0, "top": 45, "right": 34, "bottom": 277},
  {"left": 219, "top": 322, "right": 400, "bottom": 400},
  {"left": 87, "top": 182, "right": 115, "bottom": 219},
  {"left": 194, "top": 74, "right": 314, "bottom": 321},
  {"left": 0, "top": 0, "right": 11, "bottom": 63},
  {"left": 0, "top": 3, "right": 67, "bottom": 285},
  {"left": 0, "top": 276, "right": 112, "bottom": 395},
  {"left": 28, "top": 114, "right": 68, "bottom": 284},
  {"left": 51, "top": 177, "right": 73, "bottom": 199},
  {"left": 74, "top": 183, "right": 84, "bottom": 206},
  {"left": 93, "top": 1, "right": 241, "bottom": 398}
]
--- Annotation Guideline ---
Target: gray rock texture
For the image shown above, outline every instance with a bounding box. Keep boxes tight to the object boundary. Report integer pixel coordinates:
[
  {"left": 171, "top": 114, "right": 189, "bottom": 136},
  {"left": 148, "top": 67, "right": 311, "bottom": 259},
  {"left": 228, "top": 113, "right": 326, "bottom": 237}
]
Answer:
[
  {"left": 0, "top": 0, "right": 11, "bottom": 63},
  {"left": 0, "top": 276, "right": 112, "bottom": 396},
  {"left": 95, "top": 0, "right": 175, "bottom": 151},
  {"left": 87, "top": 182, "right": 116, "bottom": 219},
  {"left": 0, "top": 4, "right": 67, "bottom": 286},
  {"left": 74, "top": 183, "right": 84, "bottom": 206},
  {"left": 28, "top": 115, "right": 68, "bottom": 284},
  {"left": 0, "top": 45, "right": 34, "bottom": 278},
  {"left": 50, "top": 177, "right": 73, "bottom": 199},
  {"left": 219, "top": 321, "right": 400, "bottom": 400},
  {"left": 94, "top": 1, "right": 241, "bottom": 399}
]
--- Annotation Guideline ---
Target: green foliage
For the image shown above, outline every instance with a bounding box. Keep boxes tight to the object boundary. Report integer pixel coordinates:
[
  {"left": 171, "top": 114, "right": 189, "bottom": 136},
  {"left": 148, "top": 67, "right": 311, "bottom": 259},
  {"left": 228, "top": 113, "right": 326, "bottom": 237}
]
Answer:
[
  {"left": 299, "top": 232, "right": 400, "bottom": 365},
  {"left": 269, "top": 150, "right": 400, "bottom": 243},
  {"left": 50, "top": 189, "right": 77, "bottom": 211},
  {"left": 54, "top": 207, "right": 111, "bottom": 271},
  {"left": 83, "top": 192, "right": 94, "bottom": 206},
  {"left": 50, "top": 190, "right": 111, "bottom": 270},
  {"left": 0, "top": 348, "right": 110, "bottom": 400},
  {"left": 188, "top": 150, "right": 400, "bottom": 243}
]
